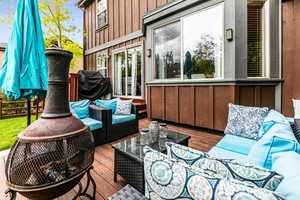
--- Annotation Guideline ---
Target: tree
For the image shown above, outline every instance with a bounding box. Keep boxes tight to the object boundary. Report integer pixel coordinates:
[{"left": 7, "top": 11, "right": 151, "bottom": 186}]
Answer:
[
  {"left": 39, "top": 0, "right": 78, "bottom": 48},
  {"left": 0, "top": 0, "right": 16, "bottom": 27}
]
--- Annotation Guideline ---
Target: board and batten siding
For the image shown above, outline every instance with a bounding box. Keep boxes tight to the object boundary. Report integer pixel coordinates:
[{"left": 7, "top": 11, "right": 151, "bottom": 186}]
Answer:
[
  {"left": 147, "top": 85, "right": 275, "bottom": 131},
  {"left": 83, "top": 0, "right": 174, "bottom": 53},
  {"left": 282, "top": 0, "right": 300, "bottom": 117}
]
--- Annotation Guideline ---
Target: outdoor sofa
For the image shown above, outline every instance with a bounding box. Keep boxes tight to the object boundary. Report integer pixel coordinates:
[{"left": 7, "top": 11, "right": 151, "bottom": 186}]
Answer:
[
  {"left": 110, "top": 104, "right": 300, "bottom": 200},
  {"left": 69, "top": 99, "right": 138, "bottom": 146},
  {"left": 69, "top": 100, "right": 108, "bottom": 146},
  {"left": 94, "top": 98, "right": 139, "bottom": 143}
]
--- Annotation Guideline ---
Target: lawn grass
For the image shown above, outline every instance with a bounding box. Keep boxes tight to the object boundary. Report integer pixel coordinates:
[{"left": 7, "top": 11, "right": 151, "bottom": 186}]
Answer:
[{"left": 0, "top": 116, "right": 37, "bottom": 151}]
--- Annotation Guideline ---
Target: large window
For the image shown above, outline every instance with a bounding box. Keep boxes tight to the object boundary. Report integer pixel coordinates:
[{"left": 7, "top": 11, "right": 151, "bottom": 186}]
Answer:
[
  {"left": 247, "top": 0, "right": 269, "bottom": 77},
  {"left": 96, "top": 0, "right": 108, "bottom": 29},
  {"left": 96, "top": 51, "right": 108, "bottom": 77},
  {"left": 113, "top": 46, "right": 143, "bottom": 98},
  {"left": 154, "top": 22, "right": 181, "bottom": 80},
  {"left": 153, "top": 3, "right": 224, "bottom": 80}
]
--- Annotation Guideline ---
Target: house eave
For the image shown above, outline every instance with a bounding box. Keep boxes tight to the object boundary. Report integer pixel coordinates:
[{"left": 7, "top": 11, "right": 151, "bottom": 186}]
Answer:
[{"left": 77, "top": 0, "right": 92, "bottom": 8}]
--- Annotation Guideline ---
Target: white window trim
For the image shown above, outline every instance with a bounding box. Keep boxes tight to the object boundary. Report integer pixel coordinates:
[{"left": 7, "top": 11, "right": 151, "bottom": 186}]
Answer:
[
  {"left": 96, "top": 0, "right": 108, "bottom": 30},
  {"left": 112, "top": 42, "right": 144, "bottom": 99},
  {"left": 96, "top": 50, "right": 108, "bottom": 77},
  {"left": 151, "top": 2, "right": 225, "bottom": 82}
]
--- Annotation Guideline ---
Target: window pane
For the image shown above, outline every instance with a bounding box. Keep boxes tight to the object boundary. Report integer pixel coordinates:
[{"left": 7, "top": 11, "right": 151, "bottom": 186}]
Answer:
[
  {"left": 154, "top": 22, "right": 181, "bottom": 80},
  {"left": 114, "top": 52, "right": 126, "bottom": 96},
  {"left": 127, "top": 47, "right": 142, "bottom": 97},
  {"left": 97, "top": 54, "right": 107, "bottom": 77},
  {"left": 247, "top": 0, "right": 266, "bottom": 77},
  {"left": 97, "top": 10, "right": 107, "bottom": 28},
  {"left": 183, "top": 3, "right": 224, "bottom": 79}
]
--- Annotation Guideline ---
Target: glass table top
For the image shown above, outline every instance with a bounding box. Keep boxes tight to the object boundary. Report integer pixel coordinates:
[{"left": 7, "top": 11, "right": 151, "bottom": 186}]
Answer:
[{"left": 112, "top": 130, "right": 190, "bottom": 162}]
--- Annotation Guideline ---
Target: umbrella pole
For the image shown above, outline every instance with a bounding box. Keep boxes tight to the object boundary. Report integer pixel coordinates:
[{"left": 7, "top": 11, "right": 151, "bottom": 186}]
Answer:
[{"left": 27, "top": 99, "right": 31, "bottom": 126}]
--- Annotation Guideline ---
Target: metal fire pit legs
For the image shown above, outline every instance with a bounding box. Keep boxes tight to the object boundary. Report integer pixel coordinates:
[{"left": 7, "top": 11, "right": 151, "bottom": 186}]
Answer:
[
  {"left": 5, "top": 166, "right": 96, "bottom": 200},
  {"left": 72, "top": 167, "right": 96, "bottom": 200}
]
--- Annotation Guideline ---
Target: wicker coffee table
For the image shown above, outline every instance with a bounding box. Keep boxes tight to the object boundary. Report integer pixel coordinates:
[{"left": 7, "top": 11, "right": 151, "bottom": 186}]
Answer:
[{"left": 112, "top": 130, "right": 190, "bottom": 193}]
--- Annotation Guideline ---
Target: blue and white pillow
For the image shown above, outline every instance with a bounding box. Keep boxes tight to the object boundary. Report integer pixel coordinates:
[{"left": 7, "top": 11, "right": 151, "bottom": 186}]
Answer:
[
  {"left": 165, "top": 142, "right": 284, "bottom": 191},
  {"left": 144, "top": 146, "right": 285, "bottom": 200},
  {"left": 115, "top": 99, "right": 132, "bottom": 115},
  {"left": 224, "top": 104, "right": 268, "bottom": 140},
  {"left": 69, "top": 100, "right": 90, "bottom": 119}
]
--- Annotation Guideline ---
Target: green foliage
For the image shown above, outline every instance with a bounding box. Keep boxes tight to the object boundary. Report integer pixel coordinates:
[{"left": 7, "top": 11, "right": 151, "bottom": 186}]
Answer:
[
  {"left": 45, "top": 36, "right": 83, "bottom": 69},
  {"left": 0, "top": 0, "right": 16, "bottom": 27},
  {"left": 39, "top": 0, "right": 78, "bottom": 48},
  {"left": 192, "top": 35, "right": 216, "bottom": 76}
]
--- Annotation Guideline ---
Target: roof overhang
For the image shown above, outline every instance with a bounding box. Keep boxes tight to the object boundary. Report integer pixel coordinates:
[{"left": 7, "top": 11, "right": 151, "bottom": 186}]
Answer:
[
  {"left": 77, "top": 0, "right": 93, "bottom": 8},
  {"left": 0, "top": 43, "right": 7, "bottom": 51}
]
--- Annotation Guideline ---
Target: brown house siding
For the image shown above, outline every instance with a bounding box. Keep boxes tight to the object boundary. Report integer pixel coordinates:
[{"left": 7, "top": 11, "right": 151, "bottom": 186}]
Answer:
[
  {"left": 82, "top": 0, "right": 174, "bottom": 78},
  {"left": 282, "top": 0, "right": 300, "bottom": 117},
  {"left": 147, "top": 85, "right": 275, "bottom": 131}
]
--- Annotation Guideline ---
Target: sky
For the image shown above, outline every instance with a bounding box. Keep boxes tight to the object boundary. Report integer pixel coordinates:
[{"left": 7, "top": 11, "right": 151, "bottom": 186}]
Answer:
[{"left": 0, "top": 0, "right": 83, "bottom": 46}]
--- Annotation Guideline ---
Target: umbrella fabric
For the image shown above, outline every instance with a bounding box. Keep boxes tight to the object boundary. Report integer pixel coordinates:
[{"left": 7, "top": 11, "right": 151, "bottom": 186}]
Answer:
[
  {"left": 0, "top": 0, "right": 47, "bottom": 100},
  {"left": 184, "top": 51, "right": 193, "bottom": 79}
]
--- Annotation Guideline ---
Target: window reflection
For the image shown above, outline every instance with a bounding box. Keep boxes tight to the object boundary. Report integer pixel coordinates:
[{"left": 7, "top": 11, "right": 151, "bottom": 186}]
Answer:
[
  {"left": 154, "top": 22, "right": 181, "bottom": 80},
  {"left": 183, "top": 3, "right": 224, "bottom": 79}
]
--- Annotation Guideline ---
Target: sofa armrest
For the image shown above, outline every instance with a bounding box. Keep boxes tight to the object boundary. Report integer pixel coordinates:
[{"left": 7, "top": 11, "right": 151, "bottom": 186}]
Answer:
[
  {"left": 131, "top": 104, "right": 138, "bottom": 115},
  {"left": 89, "top": 104, "right": 111, "bottom": 122}
]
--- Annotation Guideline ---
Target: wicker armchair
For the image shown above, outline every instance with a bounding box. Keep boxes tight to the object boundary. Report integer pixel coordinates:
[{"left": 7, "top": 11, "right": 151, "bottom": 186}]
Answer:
[
  {"left": 105, "top": 104, "right": 139, "bottom": 143},
  {"left": 88, "top": 104, "right": 110, "bottom": 146}
]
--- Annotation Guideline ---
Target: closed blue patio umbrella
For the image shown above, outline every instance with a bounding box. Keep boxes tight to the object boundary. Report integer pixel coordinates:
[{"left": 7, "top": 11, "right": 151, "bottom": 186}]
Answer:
[{"left": 0, "top": 0, "right": 48, "bottom": 125}]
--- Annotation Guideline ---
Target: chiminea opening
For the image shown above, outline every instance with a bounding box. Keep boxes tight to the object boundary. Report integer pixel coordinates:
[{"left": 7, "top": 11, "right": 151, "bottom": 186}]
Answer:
[{"left": 5, "top": 48, "right": 95, "bottom": 200}]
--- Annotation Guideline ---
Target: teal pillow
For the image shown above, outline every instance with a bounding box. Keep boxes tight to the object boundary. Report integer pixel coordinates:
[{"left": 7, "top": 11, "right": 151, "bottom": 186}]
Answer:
[
  {"left": 272, "top": 151, "right": 300, "bottom": 200},
  {"left": 95, "top": 98, "right": 119, "bottom": 113},
  {"left": 69, "top": 100, "right": 90, "bottom": 119},
  {"left": 258, "top": 110, "right": 294, "bottom": 139},
  {"left": 248, "top": 136, "right": 299, "bottom": 169}
]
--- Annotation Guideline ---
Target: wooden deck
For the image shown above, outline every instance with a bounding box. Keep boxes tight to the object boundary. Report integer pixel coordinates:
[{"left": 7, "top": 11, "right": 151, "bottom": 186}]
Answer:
[{"left": 0, "top": 119, "right": 223, "bottom": 200}]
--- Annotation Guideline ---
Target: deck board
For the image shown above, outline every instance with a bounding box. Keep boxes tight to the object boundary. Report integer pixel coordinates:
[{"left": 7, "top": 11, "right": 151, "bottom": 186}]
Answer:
[{"left": 0, "top": 119, "right": 223, "bottom": 199}]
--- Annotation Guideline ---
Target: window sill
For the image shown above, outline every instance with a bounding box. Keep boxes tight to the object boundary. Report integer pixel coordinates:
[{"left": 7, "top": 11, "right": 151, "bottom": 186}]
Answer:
[
  {"left": 146, "top": 78, "right": 283, "bottom": 86},
  {"left": 96, "top": 24, "right": 108, "bottom": 32}
]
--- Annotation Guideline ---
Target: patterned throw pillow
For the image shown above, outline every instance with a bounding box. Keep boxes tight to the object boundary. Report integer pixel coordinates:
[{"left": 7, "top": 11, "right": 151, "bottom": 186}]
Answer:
[
  {"left": 144, "top": 146, "right": 285, "bottom": 200},
  {"left": 115, "top": 100, "right": 132, "bottom": 115},
  {"left": 165, "top": 142, "right": 284, "bottom": 191},
  {"left": 224, "top": 104, "right": 268, "bottom": 140}
]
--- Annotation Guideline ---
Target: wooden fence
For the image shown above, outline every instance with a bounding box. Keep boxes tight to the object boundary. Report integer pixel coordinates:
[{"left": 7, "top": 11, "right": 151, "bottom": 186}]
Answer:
[
  {"left": 0, "top": 98, "right": 44, "bottom": 119},
  {"left": 0, "top": 73, "right": 80, "bottom": 119}
]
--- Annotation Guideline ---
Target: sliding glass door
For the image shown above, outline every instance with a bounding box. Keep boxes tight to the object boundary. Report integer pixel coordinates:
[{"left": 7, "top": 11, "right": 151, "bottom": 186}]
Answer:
[{"left": 113, "top": 46, "right": 143, "bottom": 98}]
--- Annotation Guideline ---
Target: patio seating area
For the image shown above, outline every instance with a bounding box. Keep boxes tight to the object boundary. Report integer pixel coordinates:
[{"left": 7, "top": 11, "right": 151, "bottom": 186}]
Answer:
[{"left": 0, "top": 118, "right": 223, "bottom": 200}]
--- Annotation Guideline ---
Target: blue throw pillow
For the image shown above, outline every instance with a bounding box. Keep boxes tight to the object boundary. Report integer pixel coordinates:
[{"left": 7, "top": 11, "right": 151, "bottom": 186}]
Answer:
[
  {"left": 272, "top": 151, "right": 300, "bottom": 200},
  {"left": 69, "top": 100, "right": 90, "bottom": 119},
  {"left": 258, "top": 110, "right": 294, "bottom": 139},
  {"left": 224, "top": 104, "right": 268, "bottom": 140},
  {"left": 95, "top": 98, "right": 119, "bottom": 113},
  {"left": 248, "top": 136, "right": 299, "bottom": 169}
]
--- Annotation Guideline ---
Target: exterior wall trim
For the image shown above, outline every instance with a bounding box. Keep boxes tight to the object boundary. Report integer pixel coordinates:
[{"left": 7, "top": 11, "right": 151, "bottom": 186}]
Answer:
[
  {"left": 146, "top": 79, "right": 282, "bottom": 86},
  {"left": 84, "top": 30, "right": 143, "bottom": 55}
]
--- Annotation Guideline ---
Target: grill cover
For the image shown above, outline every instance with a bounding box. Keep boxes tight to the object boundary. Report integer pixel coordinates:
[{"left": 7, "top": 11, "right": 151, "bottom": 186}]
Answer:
[{"left": 78, "top": 70, "right": 112, "bottom": 100}]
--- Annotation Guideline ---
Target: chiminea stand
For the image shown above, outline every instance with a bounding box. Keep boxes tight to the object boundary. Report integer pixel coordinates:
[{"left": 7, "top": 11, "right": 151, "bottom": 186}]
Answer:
[{"left": 5, "top": 166, "right": 96, "bottom": 200}]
